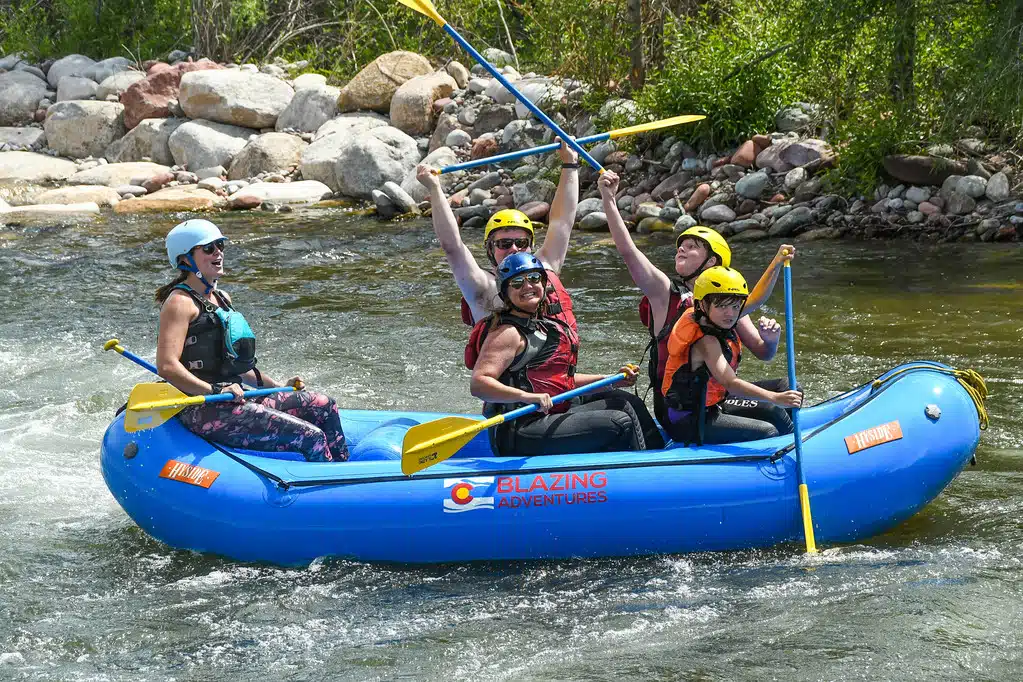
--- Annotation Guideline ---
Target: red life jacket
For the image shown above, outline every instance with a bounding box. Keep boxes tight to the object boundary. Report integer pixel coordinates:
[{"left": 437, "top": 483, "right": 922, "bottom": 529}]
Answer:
[
  {"left": 461, "top": 268, "right": 577, "bottom": 333},
  {"left": 638, "top": 279, "right": 693, "bottom": 426},
  {"left": 465, "top": 312, "right": 579, "bottom": 416}
]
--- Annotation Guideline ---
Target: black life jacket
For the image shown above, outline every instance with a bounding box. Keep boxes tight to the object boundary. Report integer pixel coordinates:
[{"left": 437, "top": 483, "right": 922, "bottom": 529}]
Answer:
[
  {"left": 172, "top": 284, "right": 257, "bottom": 383},
  {"left": 460, "top": 268, "right": 577, "bottom": 333},
  {"left": 465, "top": 312, "right": 579, "bottom": 419},
  {"left": 638, "top": 279, "right": 693, "bottom": 427}
]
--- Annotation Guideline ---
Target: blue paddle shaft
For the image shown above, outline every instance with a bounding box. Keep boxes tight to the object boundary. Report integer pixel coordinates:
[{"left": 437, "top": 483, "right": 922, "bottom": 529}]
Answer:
[
  {"left": 441, "top": 132, "right": 612, "bottom": 174},
  {"left": 499, "top": 373, "right": 626, "bottom": 423},
  {"left": 118, "top": 347, "right": 158, "bottom": 374},
  {"left": 204, "top": 386, "right": 296, "bottom": 403},
  {"left": 783, "top": 265, "right": 806, "bottom": 485},
  {"left": 441, "top": 24, "right": 605, "bottom": 173}
]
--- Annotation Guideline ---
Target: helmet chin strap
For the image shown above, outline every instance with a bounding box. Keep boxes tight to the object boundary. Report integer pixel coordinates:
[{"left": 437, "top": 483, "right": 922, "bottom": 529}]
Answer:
[
  {"left": 180, "top": 253, "right": 216, "bottom": 295},
  {"left": 680, "top": 255, "right": 713, "bottom": 286}
]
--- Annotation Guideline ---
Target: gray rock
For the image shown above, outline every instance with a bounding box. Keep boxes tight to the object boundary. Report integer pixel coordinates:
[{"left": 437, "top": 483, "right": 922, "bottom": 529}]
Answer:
[
  {"left": 468, "top": 187, "right": 490, "bottom": 205},
  {"left": 56, "top": 76, "right": 98, "bottom": 101},
  {"left": 775, "top": 103, "right": 813, "bottom": 132},
  {"left": 597, "top": 98, "right": 640, "bottom": 123},
  {"left": 482, "top": 48, "right": 515, "bottom": 68},
  {"left": 575, "top": 196, "right": 604, "bottom": 221},
  {"left": 381, "top": 180, "right": 419, "bottom": 213},
  {"left": 0, "top": 70, "right": 47, "bottom": 125},
  {"left": 940, "top": 175, "right": 963, "bottom": 199},
  {"left": 0, "top": 126, "right": 45, "bottom": 150},
  {"left": 701, "top": 205, "right": 736, "bottom": 223},
  {"left": 474, "top": 103, "right": 516, "bottom": 133},
  {"left": 168, "top": 119, "right": 255, "bottom": 170},
  {"left": 332, "top": 126, "right": 421, "bottom": 199},
  {"left": 83, "top": 57, "right": 134, "bottom": 83},
  {"left": 69, "top": 161, "right": 170, "bottom": 187},
  {"left": 372, "top": 189, "right": 399, "bottom": 218},
  {"left": 0, "top": 53, "right": 28, "bottom": 71},
  {"left": 888, "top": 198, "right": 904, "bottom": 211},
  {"left": 904, "top": 186, "right": 931, "bottom": 204},
  {"left": 104, "top": 117, "right": 184, "bottom": 166},
  {"left": 275, "top": 84, "right": 340, "bottom": 133},
  {"left": 681, "top": 157, "right": 704, "bottom": 172},
  {"left": 784, "top": 167, "right": 806, "bottom": 190},
  {"left": 634, "top": 202, "right": 662, "bottom": 220},
  {"left": 985, "top": 172, "right": 1010, "bottom": 202},
  {"left": 400, "top": 146, "right": 457, "bottom": 202},
  {"left": 673, "top": 214, "right": 697, "bottom": 231},
  {"left": 46, "top": 54, "right": 96, "bottom": 88},
  {"left": 44, "top": 100, "right": 125, "bottom": 159},
  {"left": 512, "top": 78, "right": 567, "bottom": 119},
  {"left": 467, "top": 77, "right": 490, "bottom": 94},
  {"left": 512, "top": 164, "right": 537, "bottom": 180},
  {"left": 96, "top": 71, "right": 146, "bottom": 100},
  {"left": 292, "top": 73, "right": 327, "bottom": 90},
  {"left": 167, "top": 49, "right": 190, "bottom": 63},
  {"left": 179, "top": 70, "right": 295, "bottom": 128},
  {"left": 445, "top": 61, "right": 470, "bottom": 88},
  {"left": 512, "top": 178, "right": 556, "bottom": 207},
  {"left": 946, "top": 191, "right": 976, "bottom": 215},
  {"left": 729, "top": 218, "right": 761, "bottom": 234},
  {"left": 659, "top": 206, "right": 682, "bottom": 223},
  {"left": 730, "top": 228, "right": 769, "bottom": 242},
  {"left": 446, "top": 129, "right": 471, "bottom": 148},
  {"left": 194, "top": 166, "right": 227, "bottom": 180},
  {"left": 579, "top": 212, "right": 608, "bottom": 230},
  {"left": 457, "top": 108, "right": 476, "bottom": 127},
  {"left": 0, "top": 151, "right": 77, "bottom": 183},
  {"left": 589, "top": 140, "right": 615, "bottom": 165},
  {"left": 955, "top": 175, "right": 987, "bottom": 199},
  {"left": 768, "top": 206, "right": 813, "bottom": 236},
  {"left": 468, "top": 172, "right": 502, "bottom": 192},
  {"left": 887, "top": 184, "right": 906, "bottom": 199},
  {"left": 228, "top": 132, "right": 307, "bottom": 180},
  {"left": 301, "top": 114, "right": 391, "bottom": 189},
  {"left": 906, "top": 211, "right": 925, "bottom": 224},
  {"left": 735, "top": 170, "right": 770, "bottom": 199}
]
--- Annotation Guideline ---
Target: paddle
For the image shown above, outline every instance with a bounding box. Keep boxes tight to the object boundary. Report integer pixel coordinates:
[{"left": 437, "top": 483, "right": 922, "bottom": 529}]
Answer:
[
  {"left": 783, "top": 260, "right": 819, "bottom": 554},
  {"left": 438, "top": 115, "right": 707, "bottom": 175},
  {"left": 123, "top": 382, "right": 297, "bottom": 433},
  {"left": 396, "top": 0, "right": 605, "bottom": 173},
  {"left": 401, "top": 372, "right": 628, "bottom": 475},
  {"left": 103, "top": 338, "right": 158, "bottom": 374}
]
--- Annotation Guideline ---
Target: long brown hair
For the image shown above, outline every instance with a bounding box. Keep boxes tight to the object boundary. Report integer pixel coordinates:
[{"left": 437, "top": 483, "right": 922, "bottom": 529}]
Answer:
[{"left": 155, "top": 270, "right": 188, "bottom": 304}]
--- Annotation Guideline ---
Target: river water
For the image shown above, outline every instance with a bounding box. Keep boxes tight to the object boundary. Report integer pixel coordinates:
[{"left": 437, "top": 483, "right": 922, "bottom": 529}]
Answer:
[{"left": 1, "top": 210, "right": 1020, "bottom": 680}]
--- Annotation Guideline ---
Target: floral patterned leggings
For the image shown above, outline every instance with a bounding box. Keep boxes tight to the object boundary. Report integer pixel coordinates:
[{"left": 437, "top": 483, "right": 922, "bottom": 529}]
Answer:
[{"left": 177, "top": 390, "right": 349, "bottom": 462}]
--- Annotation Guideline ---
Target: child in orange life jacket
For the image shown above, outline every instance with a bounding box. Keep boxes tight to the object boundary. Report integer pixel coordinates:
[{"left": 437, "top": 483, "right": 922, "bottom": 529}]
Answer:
[
  {"left": 466, "top": 252, "right": 660, "bottom": 456},
  {"left": 597, "top": 170, "right": 794, "bottom": 428},
  {"left": 661, "top": 267, "right": 802, "bottom": 445}
]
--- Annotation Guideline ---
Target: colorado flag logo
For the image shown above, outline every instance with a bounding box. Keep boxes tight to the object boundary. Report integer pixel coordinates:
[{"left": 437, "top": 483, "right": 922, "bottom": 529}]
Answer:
[{"left": 443, "top": 477, "right": 495, "bottom": 513}]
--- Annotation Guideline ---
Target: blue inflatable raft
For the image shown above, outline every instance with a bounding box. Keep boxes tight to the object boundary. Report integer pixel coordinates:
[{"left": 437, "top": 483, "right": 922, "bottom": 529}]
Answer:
[{"left": 100, "top": 362, "right": 987, "bottom": 566}]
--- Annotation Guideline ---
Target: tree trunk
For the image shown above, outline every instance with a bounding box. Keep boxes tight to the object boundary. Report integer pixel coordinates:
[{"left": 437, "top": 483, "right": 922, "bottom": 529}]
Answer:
[
  {"left": 890, "top": 0, "right": 916, "bottom": 104},
  {"left": 628, "top": 0, "right": 644, "bottom": 89}
]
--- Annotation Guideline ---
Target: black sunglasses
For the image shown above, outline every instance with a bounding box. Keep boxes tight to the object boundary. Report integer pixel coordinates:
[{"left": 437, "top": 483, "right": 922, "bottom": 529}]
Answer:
[
  {"left": 507, "top": 272, "right": 545, "bottom": 289},
  {"left": 198, "top": 239, "right": 226, "bottom": 255},
  {"left": 491, "top": 237, "right": 532, "bottom": 250}
]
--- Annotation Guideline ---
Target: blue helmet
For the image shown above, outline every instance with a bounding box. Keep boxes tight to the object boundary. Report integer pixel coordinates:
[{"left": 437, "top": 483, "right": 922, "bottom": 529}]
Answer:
[
  {"left": 497, "top": 252, "right": 546, "bottom": 293},
  {"left": 166, "top": 219, "right": 225, "bottom": 269}
]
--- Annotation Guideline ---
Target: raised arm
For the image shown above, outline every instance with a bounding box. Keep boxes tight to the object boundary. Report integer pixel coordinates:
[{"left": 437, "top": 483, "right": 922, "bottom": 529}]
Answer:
[
  {"left": 418, "top": 163, "right": 494, "bottom": 319},
  {"left": 745, "top": 244, "right": 795, "bottom": 314},
  {"left": 535, "top": 140, "right": 579, "bottom": 274},
  {"left": 598, "top": 170, "right": 673, "bottom": 313}
]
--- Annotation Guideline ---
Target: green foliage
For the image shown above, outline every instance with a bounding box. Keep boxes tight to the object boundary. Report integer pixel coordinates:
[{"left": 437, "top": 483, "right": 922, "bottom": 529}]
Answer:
[{"left": 636, "top": 1, "right": 802, "bottom": 150}]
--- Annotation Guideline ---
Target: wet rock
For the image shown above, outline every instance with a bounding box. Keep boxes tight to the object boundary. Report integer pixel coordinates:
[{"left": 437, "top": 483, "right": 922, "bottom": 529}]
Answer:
[
  {"left": 113, "top": 185, "right": 226, "bottom": 213},
  {"left": 512, "top": 178, "right": 556, "bottom": 207},
  {"left": 34, "top": 185, "right": 121, "bottom": 207},
  {"left": 736, "top": 170, "right": 770, "bottom": 199},
  {"left": 768, "top": 206, "right": 813, "bottom": 237},
  {"left": 701, "top": 205, "right": 735, "bottom": 223}
]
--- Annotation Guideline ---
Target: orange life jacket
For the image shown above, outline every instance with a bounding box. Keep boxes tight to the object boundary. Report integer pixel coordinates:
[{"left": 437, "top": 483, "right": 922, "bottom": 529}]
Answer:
[
  {"left": 661, "top": 308, "right": 742, "bottom": 412},
  {"left": 638, "top": 279, "right": 693, "bottom": 426}
]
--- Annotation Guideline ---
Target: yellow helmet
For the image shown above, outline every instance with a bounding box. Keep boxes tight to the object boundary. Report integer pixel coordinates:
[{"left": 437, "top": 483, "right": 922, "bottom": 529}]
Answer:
[
  {"left": 676, "top": 225, "right": 731, "bottom": 268},
  {"left": 693, "top": 266, "right": 748, "bottom": 301},
  {"left": 485, "top": 209, "right": 535, "bottom": 242}
]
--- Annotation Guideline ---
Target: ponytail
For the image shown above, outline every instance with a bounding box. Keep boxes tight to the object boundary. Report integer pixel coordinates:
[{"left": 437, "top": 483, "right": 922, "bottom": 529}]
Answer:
[{"left": 155, "top": 270, "right": 188, "bottom": 304}]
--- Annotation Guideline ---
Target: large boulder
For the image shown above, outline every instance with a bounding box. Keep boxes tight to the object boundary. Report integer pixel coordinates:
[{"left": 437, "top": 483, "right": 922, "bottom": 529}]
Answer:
[
  {"left": 755, "top": 140, "right": 794, "bottom": 173},
  {"left": 389, "top": 72, "right": 457, "bottom": 135},
  {"left": 332, "top": 126, "right": 420, "bottom": 199},
  {"left": 56, "top": 76, "right": 98, "bottom": 102},
  {"left": 1, "top": 202, "right": 100, "bottom": 223},
  {"left": 67, "top": 161, "right": 171, "bottom": 187},
  {"left": 227, "top": 180, "right": 332, "bottom": 205},
  {"left": 275, "top": 84, "right": 340, "bottom": 133},
  {"left": 104, "top": 117, "right": 185, "bottom": 165},
  {"left": 512, "top": 78, "right": 566, "bottom": 119},
  {"left": 179, "top": 70, "right": 295, "bottom": 129},
  {"left": 227, "top": 132, "right": 307, "bottom": 180},
  {"left": 0, "top": 70, "right": 47, "bottom": 125},
  {"left": 337, "top": 51, "right": 432, "bottom": 113},
  {"left": 44, "top": 101, "right": 126, "bottom": 159},
  {"left": 401, "top": 146, "right": 458, "bottom": 202},
  {"left": 168, "top": 119, "right": 255, "bottom": 170},
  {"left": 293, "top": 73, "right": 327, "bottom": 90},
  {"left": 46, "top": 54, "right": 96, "bottom": 88},
  {"left": 96, "top": 71, "right": 147, "bottom": 100},
  {"left": 34, "top": 185, "right": 122, "bottom": 207},
  {"left": 0, "top": 151, "right": 77, "bottom": 183},
  {"left": 120, "top": 58, "right": 223, "bottom": 129},
  {"left": 883, "top": 154, "right": 968, "bottom": 186},
  {"left": 83, "top": 57, "right": 135, "bottom": 84},
  {"left": 113, "top": 185, "right": 226, "bottom": 213},
  {"left": 300, "top": 113, "right": 391, "bottom": 190}
]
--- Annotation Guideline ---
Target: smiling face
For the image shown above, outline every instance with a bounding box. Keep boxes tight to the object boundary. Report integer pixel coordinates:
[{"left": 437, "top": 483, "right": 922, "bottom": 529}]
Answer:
[
  {"left": 488, "top": 227, "right": 533, "bottom": 267},
  {"left": 675, "top": 237, "right": 718, "bottom": 279},
  {"left": 189, "top": 238, "right": 226, "bottom": 281},
  {"left": 701, "top": 295, "right": 746, "bottom": 329},
  {"left": 504, "top": 270, "right": 547, "bottom": 314}
]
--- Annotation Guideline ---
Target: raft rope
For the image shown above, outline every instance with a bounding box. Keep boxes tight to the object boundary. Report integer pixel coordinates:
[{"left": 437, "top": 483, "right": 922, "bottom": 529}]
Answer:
[{"left": 870, "top": 365, "right": 989, "bottom": 430}]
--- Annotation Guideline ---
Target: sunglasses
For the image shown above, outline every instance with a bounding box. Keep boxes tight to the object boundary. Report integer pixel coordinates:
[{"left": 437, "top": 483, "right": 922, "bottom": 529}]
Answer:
[
  {"left": 507, "top": 272, "right": 545, "bottom": 290},
  {"left": 491, "top": 237, "right": 532, "bottom": 250},
  {"left": 198, "top": 239, "right": 226, "bottom": 255}
]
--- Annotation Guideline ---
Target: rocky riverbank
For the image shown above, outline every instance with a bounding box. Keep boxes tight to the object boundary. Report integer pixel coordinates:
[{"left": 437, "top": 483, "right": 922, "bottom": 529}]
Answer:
[{"left": 0, "top": 49, "right": 1020, "bottom": 242}]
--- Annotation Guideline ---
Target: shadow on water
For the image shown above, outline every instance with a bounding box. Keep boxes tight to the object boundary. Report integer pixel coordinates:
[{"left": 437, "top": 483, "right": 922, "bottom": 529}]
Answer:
[{"left": 0, "top": 210, "right": 1021, "bottom": 680}]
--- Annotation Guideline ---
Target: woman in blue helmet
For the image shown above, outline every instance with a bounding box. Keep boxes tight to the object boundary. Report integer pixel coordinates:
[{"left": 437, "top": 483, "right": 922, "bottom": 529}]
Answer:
[
  {"left": 154, "top": 219, "right": 349, "bottom": 462},
  {"left": 465, "top": 252, "right": 656, "bottom": 456}
]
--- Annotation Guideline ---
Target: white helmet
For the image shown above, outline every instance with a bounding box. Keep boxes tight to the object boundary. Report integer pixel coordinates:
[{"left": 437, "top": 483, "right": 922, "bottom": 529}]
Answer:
[{"left": 165, "top": 219, "right": 225, "bottom": 269}]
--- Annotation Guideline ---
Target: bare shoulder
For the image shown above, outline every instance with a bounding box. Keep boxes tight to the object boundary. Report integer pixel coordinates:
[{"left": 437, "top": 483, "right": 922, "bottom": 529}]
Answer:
[{"left": 161, "top": 289, "right": 199, "bottom": 321}]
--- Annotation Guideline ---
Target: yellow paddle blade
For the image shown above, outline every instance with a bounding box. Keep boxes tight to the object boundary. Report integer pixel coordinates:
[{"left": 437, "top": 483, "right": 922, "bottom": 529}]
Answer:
[
  {"left": 124, "top": 383, "right": 200, "bottom": 433},
  {"left": 395, "top": 0, "right": 446, "bottom": 25},
  {"left": 401, "top": 415, "right": 497, "bottom": 475},
  {"left": 607, "top": 114, "right": 706, "bottom": 139}
]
